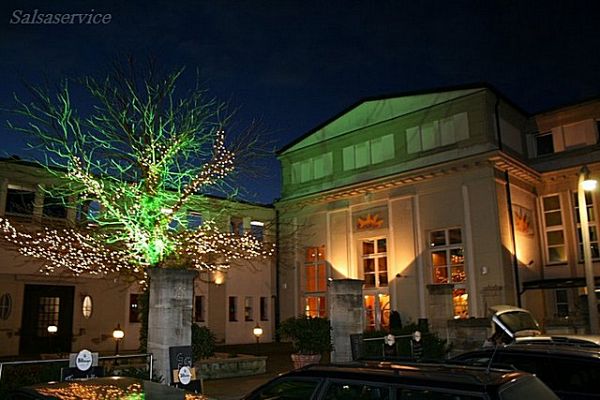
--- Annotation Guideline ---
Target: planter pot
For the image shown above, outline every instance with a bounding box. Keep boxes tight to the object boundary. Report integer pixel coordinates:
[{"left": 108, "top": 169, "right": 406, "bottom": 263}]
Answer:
[{"left": 291, "top": 353, "right": 321, "bottom": 369}]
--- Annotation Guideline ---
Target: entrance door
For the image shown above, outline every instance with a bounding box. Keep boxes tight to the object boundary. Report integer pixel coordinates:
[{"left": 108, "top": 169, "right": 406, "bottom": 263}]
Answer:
[{"left": 20, "top": 285, "right": 74, "bottom": 355}]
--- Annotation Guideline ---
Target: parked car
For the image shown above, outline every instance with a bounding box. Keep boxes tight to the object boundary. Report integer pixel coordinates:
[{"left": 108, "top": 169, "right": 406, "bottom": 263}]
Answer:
[
  {"left": 487, "top": 305, "right": 600, "bottom": 347},
  {"left": 6, "top": 376, "right": 212, "bottom": 400},
  {"left": 241, "top": 361, "right": 558, "bottom": 399},
  {"left": 452, "top": 343, "right": 600, "bottom": 399}
]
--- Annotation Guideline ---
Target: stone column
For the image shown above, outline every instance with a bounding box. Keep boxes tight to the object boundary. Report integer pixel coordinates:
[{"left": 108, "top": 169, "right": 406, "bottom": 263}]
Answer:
[
  {"left": 147, "top": 268, "right": 198, "bottom": 384},
  {"left": 328, "top": 279, "right": 364, "bottom": 363}
]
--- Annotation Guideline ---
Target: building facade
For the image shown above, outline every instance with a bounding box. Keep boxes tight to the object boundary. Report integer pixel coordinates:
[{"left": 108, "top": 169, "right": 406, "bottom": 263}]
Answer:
[
  {"left": 0, "top": 160, "right": 276, "bottom": 357},
  {"left": 275, "top": 85, "right": 600, "bottom": 335}
]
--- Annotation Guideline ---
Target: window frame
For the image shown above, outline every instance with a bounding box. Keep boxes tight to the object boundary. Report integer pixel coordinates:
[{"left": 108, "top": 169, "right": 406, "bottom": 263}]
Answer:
[
  {"left": 5, "top": 185, "right": 36, "bottom": 217},
  {"left": 195, "top": 295, "right": 205, "bottom": 322},
  {"left": 429, "top": 228, "right": 465, "bottom": 285},
  {"left": 260, "top": 296, "right": 269, "bottom": 321},
  {"left": 541, "top": 194, "right": 567, "bottom": 265},
  {"left": 228, "top": 296, "right": 238, "bottom": 322},
  {"left": 572, "top": 190, "right": 600, "bottom": 261},
  {"left": 361, "top": 237, "right": 388, "bottom": 288},
  {"left": 244, "top": 296, "right": 254, "bottom": 322}
]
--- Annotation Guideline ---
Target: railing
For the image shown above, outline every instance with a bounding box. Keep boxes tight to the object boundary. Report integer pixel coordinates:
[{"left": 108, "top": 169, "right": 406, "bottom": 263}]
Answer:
[
  {"left": 351, "top": 332, "right": 441, "bottom": 361},
  {"left": 0, "top": 353, "right": 154, "bottom": 391}
]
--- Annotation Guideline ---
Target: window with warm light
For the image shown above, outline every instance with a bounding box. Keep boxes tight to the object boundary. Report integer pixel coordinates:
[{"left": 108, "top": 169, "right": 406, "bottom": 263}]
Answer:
[
  {"left": 305, "top": 246, "right": 327, "bottom": 292},
  {"left": 361, "top": 238, "right": 388, "bottom": 288},
  {"left": 82, "top": 295, "right": 93, "bottom": 319},
  {"left": 230, "top": 217, "right": 243, "bottom": 235},
  {"left": 304, "top": 245, "right": 327, "bottom": 317},
  {"left": 452, "top": 289, "right": 468, "bottom": 319},
  {"left": 364, "top": 294, "right": 390, "bottom": 331},
  {"left": 430, "top": 228, "right": 464, "bottom": 284},
  {"left": 573, "top": 191, "right": 600, "bottom": 260},
  {"left": 542, "top": 195, "right": 566, "bottom": 263}
]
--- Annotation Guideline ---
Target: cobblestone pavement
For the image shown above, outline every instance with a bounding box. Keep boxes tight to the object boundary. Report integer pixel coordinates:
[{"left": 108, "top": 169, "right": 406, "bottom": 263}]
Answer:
[{"left": 202, "top": 342, "right": 294, "bottom": 400}]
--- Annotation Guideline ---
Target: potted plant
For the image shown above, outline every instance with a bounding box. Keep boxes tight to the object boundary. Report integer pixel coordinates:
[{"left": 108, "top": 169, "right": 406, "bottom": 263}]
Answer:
[{"left": 278, "top": 315, "right": 333, "bottom": 369}]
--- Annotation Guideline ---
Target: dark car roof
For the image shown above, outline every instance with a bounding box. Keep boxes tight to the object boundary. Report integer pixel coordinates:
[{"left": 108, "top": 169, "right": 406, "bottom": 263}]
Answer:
[
  {"left": 276, "top": 361, "right": 530, "bottom": 392},
  {"left": 454, "top": 343, "right": 600, "bottom": 360},
  {"left": 9, "top": 376, "right": 209, "bottom": 400}
]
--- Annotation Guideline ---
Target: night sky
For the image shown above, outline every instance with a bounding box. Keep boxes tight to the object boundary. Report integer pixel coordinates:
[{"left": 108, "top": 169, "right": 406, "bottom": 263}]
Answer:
[{"left": 1, "top": 1, "right": 600, "bottom": 204}]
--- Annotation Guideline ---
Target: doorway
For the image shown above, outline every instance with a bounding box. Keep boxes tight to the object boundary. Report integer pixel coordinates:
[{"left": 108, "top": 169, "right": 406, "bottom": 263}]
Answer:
[{"left": 19, "top": 285, "right": 74, "bottom": 355}]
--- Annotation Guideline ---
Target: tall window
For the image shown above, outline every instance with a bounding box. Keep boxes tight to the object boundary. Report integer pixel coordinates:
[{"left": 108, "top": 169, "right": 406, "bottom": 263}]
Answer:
[
  {"left": 37, "top": 297, "right": 59, "bottom": 336},
  {"left": 195, "top": 295, "right": 205, "bottom": 322},
  {"left": 304, "top": 246, "right": 327, "bottom": 317},
  {"left": 573, "top": 191, "right": 600, "bottom": 260},
  {"left": 361, "top": 238, "right": 388, "bottom": 288},
  {"left": 244, "top": 296, "right": 253, "bottom": 321},
  {"left": 228, "top": 297, "right": 237, "bottom": 321},
  {"left": 364, "top": 294, "right": 390, "bottom": 331},
  {"left": 230, "top": 217, "right": 243, "bottom": 235},
  {"left": 542, "top": 195, "right": 566, "bottom": 263},
  {"left": 305, "top": 296, "right": 326, "bottom": 318},
  {"left": 260, "top": 297, "right": 269, "bottom": 321},
  {"left": 129, "top": 294, "right": 141, "bottom": 323},
  {"left": 250, "top": 221, "right": 264, "bottom": 241},
  {"left": 430, "top": 228, "right": 464, "bottom": 284},
  {"left": 555, "top": 289, "right": 569, "bottom": 318}
]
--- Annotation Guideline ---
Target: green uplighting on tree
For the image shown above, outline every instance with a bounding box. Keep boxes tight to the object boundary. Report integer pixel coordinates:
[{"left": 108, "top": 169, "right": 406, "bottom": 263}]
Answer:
[{"left": 1, "top": 61, "right": 273, "bottom": 280}]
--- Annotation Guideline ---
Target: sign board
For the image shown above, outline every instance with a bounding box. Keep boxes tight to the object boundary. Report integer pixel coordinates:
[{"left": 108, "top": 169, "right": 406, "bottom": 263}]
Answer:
[
  {"left": 68, "top": 350, "right": 99, "bottom": 371},
  {"left": 168, "top": 345, "right": 202, "bottom": 393}
]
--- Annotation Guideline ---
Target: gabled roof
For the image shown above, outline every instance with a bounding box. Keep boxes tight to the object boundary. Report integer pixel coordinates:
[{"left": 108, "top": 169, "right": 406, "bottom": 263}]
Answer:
[{"left": 279, "top": 84, "right": 498, "bottom": 155}]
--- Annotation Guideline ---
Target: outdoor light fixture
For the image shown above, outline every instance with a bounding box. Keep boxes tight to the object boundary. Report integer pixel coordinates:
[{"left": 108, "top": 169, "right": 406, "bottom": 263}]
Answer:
[
  {"left": 112, "top": 323, "right": 125, "bottom": 354},
  {"left": 578, "top": 165, "right": 599, "bottom": 334},
  {"left": 253, "top": 323, "right": 263, "bottom": 344},
  {"left": 47, "top": 324, "right": 58, "bottom": 334}
]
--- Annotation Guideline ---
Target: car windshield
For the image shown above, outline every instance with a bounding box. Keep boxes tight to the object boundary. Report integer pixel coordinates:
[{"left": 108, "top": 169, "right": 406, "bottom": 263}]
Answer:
[
  {"left": 497, "top": 311, "right": 540, "bottom": 335},
  {"left": 499, "top": 375, "right": 558, "bottom": 400}
]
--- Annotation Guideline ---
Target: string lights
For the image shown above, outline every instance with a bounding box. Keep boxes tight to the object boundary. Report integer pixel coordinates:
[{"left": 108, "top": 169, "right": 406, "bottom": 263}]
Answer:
[{"left": 2, "top": 66, "right": 274, "bottom": 280}]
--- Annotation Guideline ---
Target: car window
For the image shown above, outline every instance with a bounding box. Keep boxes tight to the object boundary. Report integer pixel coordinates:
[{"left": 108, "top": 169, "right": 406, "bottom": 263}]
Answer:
[
  {"left": 248, "top": 377, "right": 321, "bottom": 400},
  {"left": 396, "top": 387, "right": 484, "bottom": 399},
  {"left": 323, "top": 381, "right": 390, "bottom": 400},
  {"left": 547, "top": 358, "right": 600, "bottom": 395},
  {"left": 498, "top": 375, "right": 558, "bottom": 400},
  {"left": 495, "top": 353, "right": 547, "bottom": 378}
]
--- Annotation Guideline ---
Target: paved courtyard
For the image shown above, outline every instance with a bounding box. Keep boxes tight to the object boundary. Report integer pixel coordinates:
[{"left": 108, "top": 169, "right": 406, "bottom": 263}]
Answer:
[{"left": 202, "top": 342, "right": 295, "bottom": 400}]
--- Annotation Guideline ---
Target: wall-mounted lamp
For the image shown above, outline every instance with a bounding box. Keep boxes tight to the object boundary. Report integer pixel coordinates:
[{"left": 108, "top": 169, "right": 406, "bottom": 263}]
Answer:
[
  {"left": 112, "top": 323, "right": 125, "bottom": 355},
  {"left": 47, "top": 325, "right": 58, "bottom": 334}
]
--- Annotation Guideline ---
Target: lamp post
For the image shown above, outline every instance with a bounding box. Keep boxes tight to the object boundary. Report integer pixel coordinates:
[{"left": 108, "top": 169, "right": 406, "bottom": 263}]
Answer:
[
  {"left": 578, "top": 165, "right": 599, "bottom": 334},
  {"left": 47, "top": 325, "right": 58, "bottom": 354},
  {"left": 253, "top": 323, "right": 263, "bottom": 354},
  {"left": 112, "top": 323, "right": 125, "bottom": 355}
]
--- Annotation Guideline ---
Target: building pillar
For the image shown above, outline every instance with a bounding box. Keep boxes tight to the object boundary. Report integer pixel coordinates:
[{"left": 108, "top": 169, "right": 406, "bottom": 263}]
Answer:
[
  {"left": 147, "top": 268, "right": 197, "bottom": 384},
  {"left": 328, "top": 279, "right": 363, "bottom": 363}
]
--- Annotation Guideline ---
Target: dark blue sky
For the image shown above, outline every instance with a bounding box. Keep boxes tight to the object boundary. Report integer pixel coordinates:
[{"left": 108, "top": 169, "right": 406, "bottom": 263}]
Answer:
[{"left": 2, "top": 1, "right": 600, "bottom": 203}]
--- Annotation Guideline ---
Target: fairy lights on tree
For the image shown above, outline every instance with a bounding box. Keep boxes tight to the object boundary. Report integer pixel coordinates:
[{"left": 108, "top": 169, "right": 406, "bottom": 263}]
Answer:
[{"left": 1, "top": 61, "right": 274, "bottom": 280}]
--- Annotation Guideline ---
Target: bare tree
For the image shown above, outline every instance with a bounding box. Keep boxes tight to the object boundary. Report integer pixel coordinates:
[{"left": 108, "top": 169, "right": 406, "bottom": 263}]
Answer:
[{"left": 1, "top": 60, "right": 274, "bottom": 281}]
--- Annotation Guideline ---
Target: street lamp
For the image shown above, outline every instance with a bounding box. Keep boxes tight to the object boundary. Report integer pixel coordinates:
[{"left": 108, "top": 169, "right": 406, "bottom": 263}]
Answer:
[
  {"left": 578, "top": 165, "right": 599, "bottom": 334},
  {"left": 253, "top": 323, "right": 263, "bottom": 344},
  {"left": 112, "top": 323, "right": 125, "bottom": 355}
]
